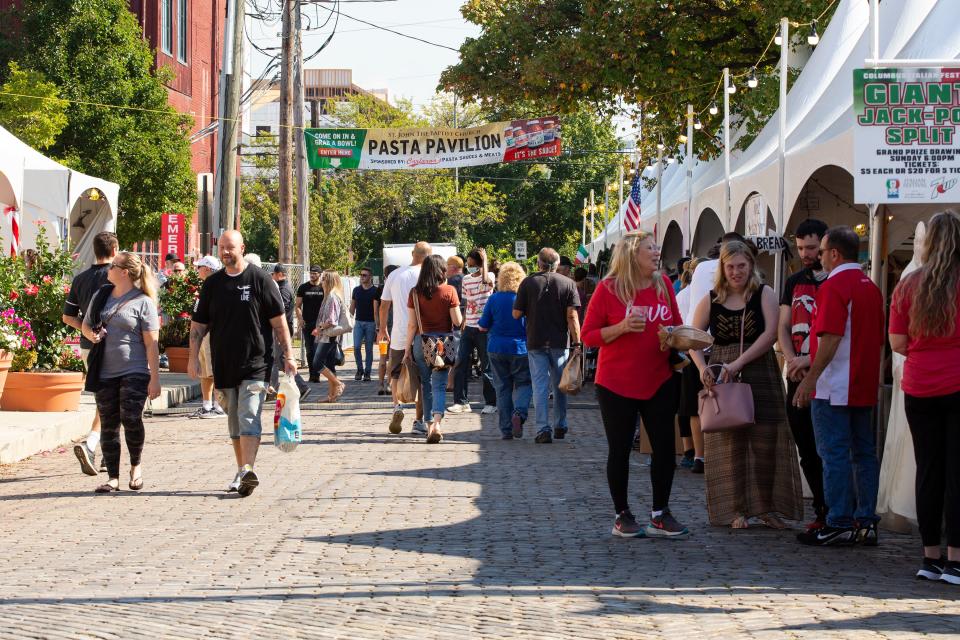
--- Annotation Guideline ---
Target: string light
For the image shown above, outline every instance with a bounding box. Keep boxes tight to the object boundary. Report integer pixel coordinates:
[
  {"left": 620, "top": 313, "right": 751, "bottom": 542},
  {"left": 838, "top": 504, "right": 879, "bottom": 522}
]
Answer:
[
  {"left": 774, "top": 33, "right": 783, "bottom": 46},
  {"left": 693, "top": 118, "right": 702, "bottom": 131},
  {"left": 727, "top": 82, "right": 737, "bottom": 94},
  {"left": 808, "top": 19, "right": 820, "bottom": 46},
  {"left": 666, "top": 154, "right": 675, "bottom": 164},
  {"left": 646, "top": 158, "right": 655, "bottom": 171},
  {"left": 747, "top": 68, "right": 758, "bottom": 89},
  {"left": 709, "top": 102, "right": 719, "bottom": 115},
  {"left": 678, "top": 133, "right": 688, "bottom": 144},
  {"left": 656, "top": 137, "right": 665, "bottom": 151}
]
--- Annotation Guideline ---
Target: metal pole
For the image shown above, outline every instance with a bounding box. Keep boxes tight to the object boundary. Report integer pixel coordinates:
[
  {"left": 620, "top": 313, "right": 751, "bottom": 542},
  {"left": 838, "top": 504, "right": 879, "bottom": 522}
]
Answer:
[
  {"left": 869, "top": 204, "right": 883, "bottom": 285},
  {"left": 685, "top": 103, "right": 694, "bottom": 256},
  {"left": 453, "top": 94, "right": 459, "bottom": 195},
  {"left": 603, "top": 178, "right": 609, "bottom": 252},
  {"left": 293, "top": 1, "right": 310, "bottom": 275},
  {"left": 871, "top": 0, "right": 880, "bottom": 65},
  {"left": 723, "top": 67, "right": 732, "bottom": 231},
  {"left": 775, "top": 17, "right": 789, "bottom": 298},
  {"left": 582, "top": 198, "right": 587, "bottom": 246},
  {"left": 656, "top": 150, "right": 663, "bottom": 242},
  {"left": 589, "top": 189, "right": 596, "bottom": 246},
  {"left": 278, "top": 0, "right": 295, "bottom": 262}
]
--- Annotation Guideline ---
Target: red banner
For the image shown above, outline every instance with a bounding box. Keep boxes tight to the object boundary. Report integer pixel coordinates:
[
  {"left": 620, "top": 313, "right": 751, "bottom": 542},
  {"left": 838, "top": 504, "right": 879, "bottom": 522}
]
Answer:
[{"left": 161, "top": 213, "right": 186, "bottom": 262}]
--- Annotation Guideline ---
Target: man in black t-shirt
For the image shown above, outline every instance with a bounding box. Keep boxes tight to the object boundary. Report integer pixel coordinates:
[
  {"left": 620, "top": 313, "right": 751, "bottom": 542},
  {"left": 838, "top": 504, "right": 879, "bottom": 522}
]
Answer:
[
  {"left": 777, "top": 218, "right": 830, "bottom": 529},
  {"left": 295, "top": 265, "right": 325, "bottom": 382},
  {"left": 62, "top": 231, "right": 118, "bottom": 476},
  {"left": 350, "top": 267, "right": 379, "bottom": 381},
  {"left": 513, "top": 247, "right": 581, "bottom": 444},
  {"left": 189, "top": 230, "right": 293, "bottom": 497}
]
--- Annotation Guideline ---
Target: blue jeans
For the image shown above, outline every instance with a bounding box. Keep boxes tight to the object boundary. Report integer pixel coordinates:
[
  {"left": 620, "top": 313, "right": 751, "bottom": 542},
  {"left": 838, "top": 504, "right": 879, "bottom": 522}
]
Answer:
[
  {"left": 527, "top": 347, "right": 569, "bottom": 435},
  {"left": 453, "top": 326, "right": 497, "bottom": 406},
  {"left": 811, "top": 400, "right": 880, "bottom": 528},
  {"left": 353, "top": 320, "right": 376, "bottom": 376},
  {"left": 412, "top": 336, "right": 449, "bottom": 421},
  {"left": 302, "top": 325, "right": 318, "bottom": 378},
  {"left": 489, "top": 352, "right": 532, "bottom": 435}
]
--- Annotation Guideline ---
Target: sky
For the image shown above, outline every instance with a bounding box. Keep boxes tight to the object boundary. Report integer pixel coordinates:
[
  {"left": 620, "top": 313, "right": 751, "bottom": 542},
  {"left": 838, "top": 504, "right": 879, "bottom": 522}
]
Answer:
[{"left": 246, "top": 0, "right": 481, "bottom": 109}]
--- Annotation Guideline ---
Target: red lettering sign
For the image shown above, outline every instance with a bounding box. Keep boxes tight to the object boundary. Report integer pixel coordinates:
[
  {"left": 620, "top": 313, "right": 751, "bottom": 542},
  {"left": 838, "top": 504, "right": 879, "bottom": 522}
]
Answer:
[{"left": 160, "top": 213, "right": 185, "bottom": 262}]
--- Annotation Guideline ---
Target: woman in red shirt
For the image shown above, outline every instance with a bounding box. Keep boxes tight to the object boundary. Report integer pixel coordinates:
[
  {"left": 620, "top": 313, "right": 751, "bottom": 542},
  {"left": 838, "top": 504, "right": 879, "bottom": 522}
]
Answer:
[
  {"left": 582, "top": 231, "right": 689, "bottom": 540},
  {"left": 890, "top": 209, "right": 960, "bottom": 584}
]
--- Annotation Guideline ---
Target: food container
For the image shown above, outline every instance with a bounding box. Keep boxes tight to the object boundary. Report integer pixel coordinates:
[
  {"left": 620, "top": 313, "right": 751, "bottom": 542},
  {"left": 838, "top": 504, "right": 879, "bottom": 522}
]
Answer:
[
  {"left": 542, "top": 119, "right": 556, "bottom": 143},
  {"left": 513, "top": 126, "right": 529, "bottom": 149},
  {"left": 526, "top": 120, "right": 544, "bottom": 148}
]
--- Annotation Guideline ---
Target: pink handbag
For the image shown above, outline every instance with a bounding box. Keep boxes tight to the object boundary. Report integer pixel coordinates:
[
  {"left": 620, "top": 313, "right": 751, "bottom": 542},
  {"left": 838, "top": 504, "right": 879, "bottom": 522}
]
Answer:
[{"left": 697, "top": 310, "right": 755, "bottom": 433}]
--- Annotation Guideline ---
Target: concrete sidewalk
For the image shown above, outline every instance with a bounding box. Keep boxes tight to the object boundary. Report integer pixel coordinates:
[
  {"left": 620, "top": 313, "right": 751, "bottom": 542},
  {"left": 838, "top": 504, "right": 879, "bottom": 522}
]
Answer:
[{"left": 0, "top": 372, "right": 200, "bottom": 465}]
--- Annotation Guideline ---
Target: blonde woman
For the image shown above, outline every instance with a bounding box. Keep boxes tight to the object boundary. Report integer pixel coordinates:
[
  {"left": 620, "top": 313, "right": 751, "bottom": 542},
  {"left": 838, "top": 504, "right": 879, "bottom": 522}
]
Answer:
[
  {"left": 311, "top": 270, "right": 346, "bottom": 402},
  {"left": 689, "top": 241, "right": 803, "bottom": 529},
  {"left": 890, "top": 210, "right": 960, "bottom": 583},
  {"left": 82, "top": 252, "right": 162, "bottom": 493},
  {"left": 478, "top": 261, "right": 531, "bottom": 439},
  {"left": 582, "top": 232, "right": 689, "bottom": 539}
]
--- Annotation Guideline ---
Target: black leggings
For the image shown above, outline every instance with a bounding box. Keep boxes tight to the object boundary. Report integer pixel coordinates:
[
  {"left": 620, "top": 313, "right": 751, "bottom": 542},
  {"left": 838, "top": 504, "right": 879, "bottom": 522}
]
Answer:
[
  {"left": 904, "top": 391, "right": 960, "bottom": 548},
  {"left": 597, "top": 377, "right": 679, "bottom": 514},
  {"left": 94, "top": 373, "right": 150, "bottom": 479},
  {"left": 785, "top": 378, "right": 827, "bottom": 518}
]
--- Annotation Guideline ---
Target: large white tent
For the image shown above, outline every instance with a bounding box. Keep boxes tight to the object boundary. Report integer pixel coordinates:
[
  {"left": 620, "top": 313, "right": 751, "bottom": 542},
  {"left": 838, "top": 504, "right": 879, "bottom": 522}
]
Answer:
[
  {"left": 589, "top": 0, "right": 960, "bottom": 263},
  {"left": 0, "top": 125, "right": 118, "bottom": 267}
]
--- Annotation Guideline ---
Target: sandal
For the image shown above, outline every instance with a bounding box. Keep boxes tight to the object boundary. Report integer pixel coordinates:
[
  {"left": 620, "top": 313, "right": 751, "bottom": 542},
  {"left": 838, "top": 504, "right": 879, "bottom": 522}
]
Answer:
[
  {"left": 334, "top": 382, "right": 345, "bottom": 399},
  {"left": 426, "top": 429, "right": 443, "bottom": 444},
  {"left": 731, "top": 515, "right": 749, "bottom": 529},
  {"left": 129, "top": 471, "right": 143, "bottom": 491},
  {"left": 95, "top": 480, "right": 120, "bottom": 494},
  {"left": 758, "top": 513, "right": 787, "bottom": 530}
]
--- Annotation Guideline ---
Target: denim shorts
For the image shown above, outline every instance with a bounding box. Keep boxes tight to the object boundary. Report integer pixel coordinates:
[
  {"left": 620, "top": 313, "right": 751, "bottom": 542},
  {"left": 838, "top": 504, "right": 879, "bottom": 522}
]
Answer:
[{"left": 220, "top": 380, "right": 268, "bottom": 439}]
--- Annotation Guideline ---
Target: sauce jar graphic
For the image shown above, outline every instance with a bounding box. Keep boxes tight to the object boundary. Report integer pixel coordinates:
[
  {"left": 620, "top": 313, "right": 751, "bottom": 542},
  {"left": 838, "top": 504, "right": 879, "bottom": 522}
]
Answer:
[
  {"left": 504, "top": 125, "right": 516, "bottom": 149},
  {"left": 542, "top": 118, "right": 556, "bottom": 143},
  {"left": 513, "top": 125, "right": 529, "bottom": 149},
  {"left": 526, "top": 120, "right": 544, "bottom": 148}
]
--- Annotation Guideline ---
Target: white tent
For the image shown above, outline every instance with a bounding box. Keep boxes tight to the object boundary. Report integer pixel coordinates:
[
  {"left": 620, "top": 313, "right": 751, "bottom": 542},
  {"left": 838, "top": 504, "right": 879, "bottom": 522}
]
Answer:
[
  {"left": 0, "top": 125, "right": 118, "bottom": 266},
  {"left": 588, "top": 0, "right": 960, "bottom": 260}
]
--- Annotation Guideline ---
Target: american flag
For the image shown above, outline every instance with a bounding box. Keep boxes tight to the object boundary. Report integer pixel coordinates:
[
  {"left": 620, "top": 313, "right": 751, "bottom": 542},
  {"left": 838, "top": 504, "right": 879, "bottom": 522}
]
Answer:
[{"left": 624, "top": 170, "right": 642, "bottom": 231}]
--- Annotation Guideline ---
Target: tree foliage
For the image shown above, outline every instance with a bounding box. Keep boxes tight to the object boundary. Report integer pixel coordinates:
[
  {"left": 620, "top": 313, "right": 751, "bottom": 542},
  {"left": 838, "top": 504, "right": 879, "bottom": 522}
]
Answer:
[
  {"left": 441, "top": 0, "right": 837, "bottom": 162},
  {"left": 0, "top": 0, "right": 196, "bottom": 246},
  {"left": 0, "top": 61, "right": 68, "bottom": 150}
]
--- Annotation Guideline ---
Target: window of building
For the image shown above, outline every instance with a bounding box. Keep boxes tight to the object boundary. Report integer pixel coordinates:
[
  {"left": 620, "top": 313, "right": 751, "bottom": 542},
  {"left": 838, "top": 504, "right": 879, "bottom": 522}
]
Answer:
[
  {"left": 255, "top": 126, "right": 273, "bottom": 136},
  {"left": 177, "top": 0, "right": 188, "bottom": 63},
  {"left": 162, "top": 0, "right": 173, "bottom": 54}
]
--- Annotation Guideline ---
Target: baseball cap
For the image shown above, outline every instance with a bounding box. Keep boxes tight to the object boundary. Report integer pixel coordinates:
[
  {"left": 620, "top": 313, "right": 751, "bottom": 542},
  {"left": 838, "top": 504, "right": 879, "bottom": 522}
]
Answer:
[
  {"left": 273, "top": 263, "right": 287, "bottom": 274},
  {"left": 309, "top": 264, "right": 322, "bottom": 273},
  {"left": 195, "top": 255, "right": 221, "bottom": 270}
]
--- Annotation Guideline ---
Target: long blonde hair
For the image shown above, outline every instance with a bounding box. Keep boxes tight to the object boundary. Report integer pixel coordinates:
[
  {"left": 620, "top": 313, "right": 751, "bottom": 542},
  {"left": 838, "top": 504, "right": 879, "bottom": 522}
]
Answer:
[
  {"left": 115, "top": 251, "right": 157, "bottom": 301},
  {"left": 604, "top": 231, "right": 670, "bottom": 306},
  {"left": 321, "top": 270, "right": 344, "bottom": 300},
  {"left": 895, "top": 209, "right": 960, "bottom": 337},
  {"left": 713, "top": 240, "right": 762, "bottom": 304}
]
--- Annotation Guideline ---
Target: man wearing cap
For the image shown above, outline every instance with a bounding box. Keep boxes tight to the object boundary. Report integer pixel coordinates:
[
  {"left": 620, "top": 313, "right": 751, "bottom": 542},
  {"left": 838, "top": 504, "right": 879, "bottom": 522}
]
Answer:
[
  {"left": 191, "top": 255, "right": 226, "bottom": 419},
  {"left": 296, "top": 265, "right": 325, "bottom": 382}
]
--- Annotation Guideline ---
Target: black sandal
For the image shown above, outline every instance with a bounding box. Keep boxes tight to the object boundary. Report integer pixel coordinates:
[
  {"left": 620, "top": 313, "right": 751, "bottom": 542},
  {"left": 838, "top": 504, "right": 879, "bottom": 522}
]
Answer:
[
  {"left": 129, "top": 476, "right": 143, "bottom": 491},
  {"left": 95, "top": 481, "right": 120, "bottom": 493}
]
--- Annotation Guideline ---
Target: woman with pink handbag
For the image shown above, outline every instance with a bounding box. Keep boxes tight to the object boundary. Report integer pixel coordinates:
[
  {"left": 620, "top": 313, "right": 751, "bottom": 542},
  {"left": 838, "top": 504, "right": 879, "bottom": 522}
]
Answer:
[{"left": 688, "top": 241, "right": 803, "bottom": 529}]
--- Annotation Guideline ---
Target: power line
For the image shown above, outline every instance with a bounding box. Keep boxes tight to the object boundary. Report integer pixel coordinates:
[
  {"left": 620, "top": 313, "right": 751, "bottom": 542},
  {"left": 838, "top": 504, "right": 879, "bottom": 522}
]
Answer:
[{"left": 313, "top": 3, "right": 459, "bottom": 51}]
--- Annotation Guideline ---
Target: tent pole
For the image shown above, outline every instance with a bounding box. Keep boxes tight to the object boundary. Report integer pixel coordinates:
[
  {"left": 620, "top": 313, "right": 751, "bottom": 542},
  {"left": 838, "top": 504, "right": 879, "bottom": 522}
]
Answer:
[
  {"left": 685, "top": 103, "right": 694, "bottom": 257},
  {"left": 582, "top": 198, "right": 587, "bottom": 247},
  {"left": 656, "top": 149, "right": 663, "bottom": 242},
  {"left": 723, "top": 67, "right": 732, "bottom": 231},
  {"left": 603, "top": 179, "right": 609, "bottom": 253},
  {"left": 871, "top": 0, "right": 880, "bottom": 64},
  {"left": 775, "top": 17, "right": 789, "bottom": 298},
  {"left": 589, "top": 189, "right": 596, "bottom": 246},
  {"left": 617, "top": 163, "right": 624, "bottom": 243},
  {"left": 869, "top": 203, "right": 883, "bottom": 285}
]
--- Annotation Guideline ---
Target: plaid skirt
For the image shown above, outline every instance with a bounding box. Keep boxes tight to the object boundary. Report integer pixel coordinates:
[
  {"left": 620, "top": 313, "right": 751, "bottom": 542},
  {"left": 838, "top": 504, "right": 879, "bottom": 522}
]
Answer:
[{"left": 703, "top": 343, "right": 804, "bottom": 526}]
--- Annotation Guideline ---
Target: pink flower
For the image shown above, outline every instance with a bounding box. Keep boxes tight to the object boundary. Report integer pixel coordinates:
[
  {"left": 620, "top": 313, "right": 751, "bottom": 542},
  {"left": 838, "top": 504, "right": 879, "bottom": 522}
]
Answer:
[
  {"left": 42, "top": 275, "right": 52, "bottom": 284},
  {"left": 62, "top": 285, "right": 71, "bottom": 294},
  {"left": 23, "top": 284, "right": 39, "bottom": 296},
  {"left": 8, "top": 291, "right": 17, "bottom": 301}
]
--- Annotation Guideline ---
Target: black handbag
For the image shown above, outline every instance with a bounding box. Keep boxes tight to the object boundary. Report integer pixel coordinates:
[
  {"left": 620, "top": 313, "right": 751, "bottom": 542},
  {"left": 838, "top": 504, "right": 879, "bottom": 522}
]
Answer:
[
  {"left": 412, "top": 291, "right": 458, "bottom": 370},
  {"left": 83, "top": 284, "right": 115, "bottom": 393},
  {"left": 325, "top": 337, "right": 345, "bottom": 368}
]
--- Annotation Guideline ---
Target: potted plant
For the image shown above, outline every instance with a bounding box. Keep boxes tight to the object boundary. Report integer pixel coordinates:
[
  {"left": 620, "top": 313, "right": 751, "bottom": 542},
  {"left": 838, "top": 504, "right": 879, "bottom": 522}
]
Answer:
[
  {"left": 0, "top": 227, "right": 86, "bottom": 412},
  {"left": 158, "top": 268, "right": 201, "bottom": 372},
  {"left": 0, "top": 309, "right": 36, "bottom": 397}
]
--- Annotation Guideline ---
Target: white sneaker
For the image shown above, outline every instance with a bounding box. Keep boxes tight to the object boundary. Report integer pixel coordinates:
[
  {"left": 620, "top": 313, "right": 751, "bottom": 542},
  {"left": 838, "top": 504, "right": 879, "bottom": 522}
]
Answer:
[
  {"left": 447, "top": 403, "right": 469, "bottom": 414},
  {"left": 480, "top": 405, "right": 497, "bottom": 415},
  {"left": 227, "top": 470, "right": 242, "bottom": 492}
]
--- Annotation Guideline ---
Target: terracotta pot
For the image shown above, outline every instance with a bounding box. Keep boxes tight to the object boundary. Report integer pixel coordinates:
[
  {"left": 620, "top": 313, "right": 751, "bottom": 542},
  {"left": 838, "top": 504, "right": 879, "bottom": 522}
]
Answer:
[
  {"left": 165, "top": 346, "right": 190, "bottom": 373},
  {"left": 0, "top": 371, "right": 84, "bottom": 412},
  {"left": 0, "top": 350, "right": 11, "bottom": 398}
]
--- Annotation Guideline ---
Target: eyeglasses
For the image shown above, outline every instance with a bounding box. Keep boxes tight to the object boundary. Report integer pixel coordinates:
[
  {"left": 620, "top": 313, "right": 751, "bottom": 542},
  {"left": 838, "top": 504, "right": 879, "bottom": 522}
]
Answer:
[
  {"left": 109, "top": 264, "right": 122, "bottom": 270},
  {"left": 172, "top": 268, "right": 185, "bottom": 273}
]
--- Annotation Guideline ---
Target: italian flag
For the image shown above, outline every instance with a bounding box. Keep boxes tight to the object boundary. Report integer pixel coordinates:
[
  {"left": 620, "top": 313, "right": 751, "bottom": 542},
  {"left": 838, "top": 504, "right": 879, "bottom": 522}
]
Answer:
[{"left": 574, "top": 244, "right": 589, "bottom": 265}]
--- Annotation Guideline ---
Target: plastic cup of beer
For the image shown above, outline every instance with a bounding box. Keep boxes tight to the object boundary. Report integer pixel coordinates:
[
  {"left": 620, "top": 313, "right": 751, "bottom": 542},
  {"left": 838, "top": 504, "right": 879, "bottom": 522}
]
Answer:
[
  {"left": 378, "top": 340, "right": 389, "bottom": 356},
  {"left": 631, "top": 305, "right": 648, "bottom": 331}
]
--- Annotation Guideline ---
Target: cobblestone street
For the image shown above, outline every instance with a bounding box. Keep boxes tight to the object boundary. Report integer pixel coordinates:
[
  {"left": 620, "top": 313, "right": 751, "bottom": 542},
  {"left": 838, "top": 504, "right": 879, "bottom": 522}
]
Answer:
[{"left": 0, "top": 368, "right": 958, "bottom": 639}]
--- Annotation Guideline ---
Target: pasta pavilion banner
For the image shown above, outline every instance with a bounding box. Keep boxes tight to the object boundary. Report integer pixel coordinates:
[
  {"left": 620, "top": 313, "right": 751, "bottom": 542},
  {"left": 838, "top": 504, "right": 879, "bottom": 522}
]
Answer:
[
  {"left": 304, "top": 117, "right": 562, "bottom": 170},
  {"left": 854, "top": 68, "right": 960, "bottom": 203}
]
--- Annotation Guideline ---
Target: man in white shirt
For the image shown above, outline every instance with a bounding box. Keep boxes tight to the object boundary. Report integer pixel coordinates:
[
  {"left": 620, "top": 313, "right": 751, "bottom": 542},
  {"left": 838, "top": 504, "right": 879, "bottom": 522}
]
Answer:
[{"left": 378, "top": 242, "right": 432, "bottom": 435}]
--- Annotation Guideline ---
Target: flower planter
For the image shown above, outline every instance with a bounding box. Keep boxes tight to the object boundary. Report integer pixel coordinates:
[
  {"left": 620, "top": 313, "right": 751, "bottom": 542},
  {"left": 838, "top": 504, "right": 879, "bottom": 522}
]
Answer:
[
  {"left": 0, "top": 371, "right": 84, "bottom": 412},
  {"left": 165, "top": 346, "right": 190, "bottom": 373},
  {"left": 0, "top": 350, "right": 12, "bottom": 397}
]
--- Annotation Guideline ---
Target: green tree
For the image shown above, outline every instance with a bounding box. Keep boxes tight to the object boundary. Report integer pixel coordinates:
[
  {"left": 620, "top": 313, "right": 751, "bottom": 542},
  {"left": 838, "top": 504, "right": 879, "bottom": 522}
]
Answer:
[
  {"left": 0, "top": 62, "right": 68, "bottom": 150},
  {"left": 0, "top": 0, "right": 196, "bottom": 246},
  {"left": 239, "top": 134, "right": 280, "bottom": 260},
  {"left": 441, "top": 0, "right": 837, "bottom": 162}
]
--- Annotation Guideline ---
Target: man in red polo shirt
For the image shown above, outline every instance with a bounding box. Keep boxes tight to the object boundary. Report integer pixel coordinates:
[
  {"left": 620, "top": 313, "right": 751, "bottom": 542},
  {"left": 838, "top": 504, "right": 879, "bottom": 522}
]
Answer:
[{"left": 793, "top": 225, "right": 884, "bottom": 547}]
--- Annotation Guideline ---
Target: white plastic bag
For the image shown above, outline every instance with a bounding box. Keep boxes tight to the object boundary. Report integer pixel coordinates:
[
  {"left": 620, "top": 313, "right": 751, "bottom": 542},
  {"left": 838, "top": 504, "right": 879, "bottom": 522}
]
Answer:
[{"left": 273, "top": 372, "right": 302, "bottom": 452}]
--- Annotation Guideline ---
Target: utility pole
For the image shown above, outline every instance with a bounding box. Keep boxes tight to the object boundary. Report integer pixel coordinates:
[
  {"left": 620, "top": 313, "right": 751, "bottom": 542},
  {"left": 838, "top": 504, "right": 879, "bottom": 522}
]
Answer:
[
  {"left": 293, "top": 2, "right": 310, "bottom": 276},
  {"left": 214, "top": 0, "right": 245, "bottom": 233},
  {"left": 278, "top": 0, "right": 295, "bottom": 263}
]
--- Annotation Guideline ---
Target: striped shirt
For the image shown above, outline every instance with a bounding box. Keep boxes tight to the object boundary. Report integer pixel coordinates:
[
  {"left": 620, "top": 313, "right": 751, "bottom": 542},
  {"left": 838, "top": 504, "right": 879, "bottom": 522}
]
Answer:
[{"left": 463, "top": 271, "right": 495, "bottom": 328}]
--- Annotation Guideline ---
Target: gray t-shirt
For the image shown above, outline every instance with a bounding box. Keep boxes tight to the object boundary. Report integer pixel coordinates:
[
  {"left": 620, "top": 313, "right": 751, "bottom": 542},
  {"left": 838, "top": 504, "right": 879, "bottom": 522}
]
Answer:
[{"left": 97, "top": 290, "right": 160, "bottom": 380}]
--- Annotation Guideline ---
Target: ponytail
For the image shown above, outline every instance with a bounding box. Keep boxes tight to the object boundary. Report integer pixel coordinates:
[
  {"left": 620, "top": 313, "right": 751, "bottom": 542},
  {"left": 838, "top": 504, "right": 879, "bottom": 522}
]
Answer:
[{"left": 138, "top": 262, "right": 158, "bottom": 301}]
